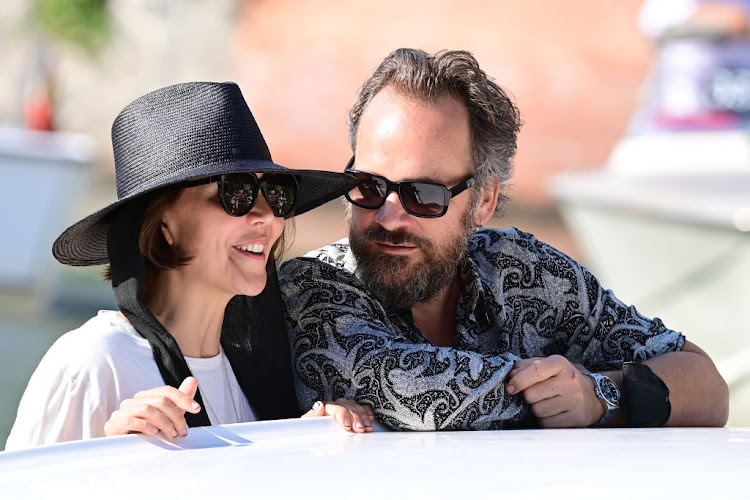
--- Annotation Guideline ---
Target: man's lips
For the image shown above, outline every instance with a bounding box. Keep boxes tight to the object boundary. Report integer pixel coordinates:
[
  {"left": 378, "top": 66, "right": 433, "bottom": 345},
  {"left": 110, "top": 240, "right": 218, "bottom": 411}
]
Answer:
[{"left": 376, "top": 241, "right": 418, "bottom": 254}]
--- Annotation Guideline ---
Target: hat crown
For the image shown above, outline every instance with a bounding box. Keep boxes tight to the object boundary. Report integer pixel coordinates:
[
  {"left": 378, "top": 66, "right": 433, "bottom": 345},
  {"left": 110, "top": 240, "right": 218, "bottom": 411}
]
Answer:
[{"left": 111, "top": 81, "right": 271, "bottom": 200}]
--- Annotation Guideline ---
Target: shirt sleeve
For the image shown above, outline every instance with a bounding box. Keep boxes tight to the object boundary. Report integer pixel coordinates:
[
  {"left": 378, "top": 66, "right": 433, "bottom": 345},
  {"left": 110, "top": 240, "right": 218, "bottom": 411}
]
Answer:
[
  {"left": 494, "top": 230, "right": 686, "bottom": 370},
  {"left": 5, "top": 336, "right": 114, "bottom": 450},
  {"left": 279, "top": 257, "right": 530, "bottom": 431}
]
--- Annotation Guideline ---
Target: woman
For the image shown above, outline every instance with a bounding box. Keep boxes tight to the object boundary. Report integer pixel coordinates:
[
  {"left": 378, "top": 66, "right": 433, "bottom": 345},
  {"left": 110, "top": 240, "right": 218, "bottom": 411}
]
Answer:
[{"left": 6, "top": 82, "right": 372, "bottom": 449}]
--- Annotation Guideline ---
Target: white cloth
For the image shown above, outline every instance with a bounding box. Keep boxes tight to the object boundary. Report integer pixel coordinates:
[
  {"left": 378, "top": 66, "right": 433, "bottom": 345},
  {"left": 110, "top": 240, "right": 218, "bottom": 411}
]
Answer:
[
  {"left": 5, "top": 310, "right": 255, "bottom": 451},
  {"left": 186, "top": 346, "right": 255, "bottom": 426}
]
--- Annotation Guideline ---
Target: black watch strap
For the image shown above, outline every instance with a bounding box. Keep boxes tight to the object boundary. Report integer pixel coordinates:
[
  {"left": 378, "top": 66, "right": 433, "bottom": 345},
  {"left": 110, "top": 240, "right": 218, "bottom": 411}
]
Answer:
[{"left": 622, "top": 362, "right": 671, "bottom": 427}]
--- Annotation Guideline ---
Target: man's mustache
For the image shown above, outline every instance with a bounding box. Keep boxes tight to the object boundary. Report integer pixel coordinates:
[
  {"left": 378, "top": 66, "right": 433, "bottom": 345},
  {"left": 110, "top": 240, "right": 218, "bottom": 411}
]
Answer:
[{"left": 360, "top": 225, "right": 430, "bottom": 248}]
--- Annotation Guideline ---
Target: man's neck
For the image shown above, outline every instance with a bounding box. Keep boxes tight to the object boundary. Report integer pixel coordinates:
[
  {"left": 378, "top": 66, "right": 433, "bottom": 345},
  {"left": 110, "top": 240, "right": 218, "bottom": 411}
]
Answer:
[{"left": 411, "top": 277, "right": 461, "bottom": 347}]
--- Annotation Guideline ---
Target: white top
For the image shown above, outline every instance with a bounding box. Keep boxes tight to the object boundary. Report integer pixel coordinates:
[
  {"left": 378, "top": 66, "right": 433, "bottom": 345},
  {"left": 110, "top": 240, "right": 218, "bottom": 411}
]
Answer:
[{"left": 5, "top": 310, "right": 255, "bottom": 450}]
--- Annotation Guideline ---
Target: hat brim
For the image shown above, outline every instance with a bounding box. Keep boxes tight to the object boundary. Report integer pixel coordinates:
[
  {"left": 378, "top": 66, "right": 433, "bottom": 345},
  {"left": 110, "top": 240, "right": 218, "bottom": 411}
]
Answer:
[{"left": 52, "top": 160, "right": 356, "bottom": 266}]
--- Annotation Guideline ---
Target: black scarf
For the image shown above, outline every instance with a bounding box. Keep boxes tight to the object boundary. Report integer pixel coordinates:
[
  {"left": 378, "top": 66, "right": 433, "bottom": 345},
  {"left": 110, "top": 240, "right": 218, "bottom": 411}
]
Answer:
[{"left": 106, "top": 199, "right": 300, "bottom": 427}]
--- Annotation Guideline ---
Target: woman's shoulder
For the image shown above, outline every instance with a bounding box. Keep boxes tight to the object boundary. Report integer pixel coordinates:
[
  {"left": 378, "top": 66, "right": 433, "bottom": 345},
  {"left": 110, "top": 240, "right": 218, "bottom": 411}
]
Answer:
[{"left": 44, "top": 310, "right": 151, "bottom": 371}]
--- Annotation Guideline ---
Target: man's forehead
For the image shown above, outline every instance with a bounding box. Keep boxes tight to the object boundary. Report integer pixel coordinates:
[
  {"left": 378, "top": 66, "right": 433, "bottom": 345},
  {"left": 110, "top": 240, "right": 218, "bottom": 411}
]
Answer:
[{"left": 354, "top": 89, "right": 472, "bottom": 182}]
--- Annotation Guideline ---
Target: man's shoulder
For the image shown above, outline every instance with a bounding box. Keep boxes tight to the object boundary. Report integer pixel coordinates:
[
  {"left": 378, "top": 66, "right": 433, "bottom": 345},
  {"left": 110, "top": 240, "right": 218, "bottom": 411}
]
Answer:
[
  {"left": 469, "top": 227, "right": 558, "bottom": 259},
  {"left": 279, "top": 238, "right": 356, "bottom": 280}
]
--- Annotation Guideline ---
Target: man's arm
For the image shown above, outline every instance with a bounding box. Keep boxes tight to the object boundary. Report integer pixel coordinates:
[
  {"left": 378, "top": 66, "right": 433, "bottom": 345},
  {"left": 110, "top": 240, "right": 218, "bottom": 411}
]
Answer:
[
  {"left": 618, "top": 340, "right": 727, "bottom": 426},
  {"left": 280, "top": 257, "right": 530, "bottom": 431},
  {"left": 506, "top": 340, "right": 728, "bottom": 427}
]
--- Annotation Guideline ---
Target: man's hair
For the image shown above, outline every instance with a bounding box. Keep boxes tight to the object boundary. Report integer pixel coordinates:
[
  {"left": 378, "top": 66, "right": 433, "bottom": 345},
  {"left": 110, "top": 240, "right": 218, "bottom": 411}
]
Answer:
[{"left": 348, "top": 48, "right": 522, "bottom": 214}]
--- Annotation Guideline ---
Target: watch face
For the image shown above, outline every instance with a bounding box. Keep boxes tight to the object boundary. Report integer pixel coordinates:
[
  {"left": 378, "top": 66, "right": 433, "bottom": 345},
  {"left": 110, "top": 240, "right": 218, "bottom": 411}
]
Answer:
[{"left": 600, "top": 378, "right": 621, "bottom": 404}]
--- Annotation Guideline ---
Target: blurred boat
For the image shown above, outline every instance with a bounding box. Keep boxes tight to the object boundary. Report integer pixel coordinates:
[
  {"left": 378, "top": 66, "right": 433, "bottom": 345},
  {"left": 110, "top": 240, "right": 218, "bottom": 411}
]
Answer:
[
  {"left": 1, "top": 417, "right": 748, "bottom": 498},
  {"left": 550, "top": 128, "right": 750, "bottom": 426},
  {"left": 0, "top": 126, "right": 93, "bottom": 293}
]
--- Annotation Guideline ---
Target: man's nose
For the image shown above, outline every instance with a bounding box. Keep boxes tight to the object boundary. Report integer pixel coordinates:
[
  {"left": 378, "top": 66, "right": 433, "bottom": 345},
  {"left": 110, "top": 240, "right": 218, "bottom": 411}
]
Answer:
[{"left": 374, "top": 192, "right": 411, "bottom": 229}]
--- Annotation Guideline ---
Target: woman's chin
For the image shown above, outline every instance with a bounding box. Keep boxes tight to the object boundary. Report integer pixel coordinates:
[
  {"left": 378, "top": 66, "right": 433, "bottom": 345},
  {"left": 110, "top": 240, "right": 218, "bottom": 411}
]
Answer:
[{"left": 236, "top": 276, "right": 268, "bottom": 297}]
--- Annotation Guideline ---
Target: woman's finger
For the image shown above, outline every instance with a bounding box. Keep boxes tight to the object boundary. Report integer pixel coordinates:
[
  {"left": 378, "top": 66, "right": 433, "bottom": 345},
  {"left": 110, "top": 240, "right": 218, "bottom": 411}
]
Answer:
[
  {"left": 300, "top": 401, "right": 326, "bottom": 418},
  {"left": 328, "top": 398, "right": 373, "bottom": 433},
  {"left": 132, "top": 383, "right": 201, "bottom": 414}
]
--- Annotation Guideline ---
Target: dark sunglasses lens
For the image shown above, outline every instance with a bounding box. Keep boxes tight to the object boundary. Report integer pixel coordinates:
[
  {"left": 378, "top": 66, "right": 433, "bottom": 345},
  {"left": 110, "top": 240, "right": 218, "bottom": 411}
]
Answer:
[
  {"left": 261, "top": 174, "right": 297, "bottom": 217},
  {"left": 220, "top": 174, "right": 259, "bottom": 216},
  {"left": 401, "top": 182, "right": 448, "bottom": 217},
  {"left": 348, "top": 173, "right": 387, "bottom": 207}
]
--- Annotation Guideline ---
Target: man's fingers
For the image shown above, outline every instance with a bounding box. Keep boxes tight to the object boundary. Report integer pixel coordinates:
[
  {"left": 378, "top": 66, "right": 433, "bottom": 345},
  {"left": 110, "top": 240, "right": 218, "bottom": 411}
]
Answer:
[
  {"left": 506, "top": 356, "right": 566, "bottom": 395},
  {"left": 537, "top": 410, "right": 576, "bottom": 428},
  {"left": 510, "top": 358, "right": 538, "bottom": 375},
  {"left": 528, "top": 394, "right": 568, "bottom": 419}
]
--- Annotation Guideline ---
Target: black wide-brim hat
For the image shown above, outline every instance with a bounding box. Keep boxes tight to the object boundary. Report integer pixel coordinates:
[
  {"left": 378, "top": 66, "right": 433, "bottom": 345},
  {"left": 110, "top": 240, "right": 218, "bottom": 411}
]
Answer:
[{"left": 53, "top": 81, "right": 356, "bottom": 266}]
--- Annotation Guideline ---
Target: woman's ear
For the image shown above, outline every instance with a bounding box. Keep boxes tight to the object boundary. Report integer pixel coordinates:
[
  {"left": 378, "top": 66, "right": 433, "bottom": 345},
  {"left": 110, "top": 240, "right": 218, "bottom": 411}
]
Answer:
[
  {"left": 474, "top": 182, "right": 499, "bottom": 226},
  {"left": 161, "top": 219, "right": 175, "bottom": 246}
]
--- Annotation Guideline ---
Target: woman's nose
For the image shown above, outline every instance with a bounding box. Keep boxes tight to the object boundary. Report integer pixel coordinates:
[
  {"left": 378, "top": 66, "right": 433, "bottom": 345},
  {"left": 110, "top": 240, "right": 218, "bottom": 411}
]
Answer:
[{"left": 246, "top": 192, "right": 276, "bottom": 222}]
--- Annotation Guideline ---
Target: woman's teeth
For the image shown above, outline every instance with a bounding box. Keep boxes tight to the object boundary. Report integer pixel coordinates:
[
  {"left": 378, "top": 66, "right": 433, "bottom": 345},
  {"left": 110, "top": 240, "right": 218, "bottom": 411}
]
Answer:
[{"left": 235, "top": 244, "right": 264, "bottom": 254}]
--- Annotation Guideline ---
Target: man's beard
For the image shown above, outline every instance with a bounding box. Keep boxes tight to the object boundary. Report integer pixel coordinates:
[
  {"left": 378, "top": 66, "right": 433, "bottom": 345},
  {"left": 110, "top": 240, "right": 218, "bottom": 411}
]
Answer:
[{"left": 348, "top": 206, "right": 476, "bottom": 310}]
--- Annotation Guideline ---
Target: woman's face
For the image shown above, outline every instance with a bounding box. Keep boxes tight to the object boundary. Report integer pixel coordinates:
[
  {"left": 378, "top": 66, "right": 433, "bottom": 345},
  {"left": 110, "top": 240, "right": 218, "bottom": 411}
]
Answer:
[{"left": 159, "top": 175, "right": 284, "bottom": 300}]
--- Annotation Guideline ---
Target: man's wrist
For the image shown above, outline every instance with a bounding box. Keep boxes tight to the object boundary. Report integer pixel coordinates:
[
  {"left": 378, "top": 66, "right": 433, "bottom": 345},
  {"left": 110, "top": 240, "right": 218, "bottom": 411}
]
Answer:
[
  {"left": 622, "top": 362, "right": 671, "bottom": 427},
  {"left": 584, "top": 372, "right": 621, "bottom": 426}
]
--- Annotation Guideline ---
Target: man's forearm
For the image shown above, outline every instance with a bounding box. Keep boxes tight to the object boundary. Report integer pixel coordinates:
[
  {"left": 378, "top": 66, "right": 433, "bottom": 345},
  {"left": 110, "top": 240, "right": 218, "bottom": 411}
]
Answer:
[{"left": 603, "top": 340, "right": 728, "bottom": 427}]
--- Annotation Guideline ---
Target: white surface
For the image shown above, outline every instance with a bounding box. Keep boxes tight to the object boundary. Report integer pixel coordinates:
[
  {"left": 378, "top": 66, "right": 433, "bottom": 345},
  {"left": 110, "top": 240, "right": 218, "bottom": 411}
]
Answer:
[{"left": 1, "top": 417, "right": 748, "bottom": 499}]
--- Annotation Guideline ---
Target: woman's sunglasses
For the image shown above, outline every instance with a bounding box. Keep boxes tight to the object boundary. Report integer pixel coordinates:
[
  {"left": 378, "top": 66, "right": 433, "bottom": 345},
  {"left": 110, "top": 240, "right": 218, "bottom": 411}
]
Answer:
[
  {"left": 344, "top": 157, "right": 475, "bottom": 218},
  {"left": 186, "top": 172, "right": 298, "bottom": 218}
]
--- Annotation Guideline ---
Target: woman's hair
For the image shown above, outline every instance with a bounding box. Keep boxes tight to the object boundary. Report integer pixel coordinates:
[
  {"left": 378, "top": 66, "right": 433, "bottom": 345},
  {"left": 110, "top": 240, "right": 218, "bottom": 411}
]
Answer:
[{"left": 104, "top": 183, "right": 290, "bottom": 281}]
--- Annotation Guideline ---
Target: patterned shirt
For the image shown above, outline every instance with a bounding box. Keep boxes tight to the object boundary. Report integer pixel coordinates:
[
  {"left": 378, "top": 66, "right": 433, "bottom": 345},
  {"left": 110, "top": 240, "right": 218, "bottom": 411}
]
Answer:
[{"left": 278, "top": 228, "right": 685, "bottom": 430}]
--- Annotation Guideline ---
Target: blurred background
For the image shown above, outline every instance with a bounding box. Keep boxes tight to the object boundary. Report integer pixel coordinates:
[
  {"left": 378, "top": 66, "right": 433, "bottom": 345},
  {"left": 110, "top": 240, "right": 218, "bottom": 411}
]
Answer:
[{"left": 1, "top": 0, "right": 748, "bottom": 447}]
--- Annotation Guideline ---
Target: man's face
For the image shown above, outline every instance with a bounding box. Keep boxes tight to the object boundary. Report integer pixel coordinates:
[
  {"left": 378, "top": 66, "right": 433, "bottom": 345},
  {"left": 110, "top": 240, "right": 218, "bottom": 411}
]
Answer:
[{"left": 348, "top": 87, "right": 479, "bottom": 309}]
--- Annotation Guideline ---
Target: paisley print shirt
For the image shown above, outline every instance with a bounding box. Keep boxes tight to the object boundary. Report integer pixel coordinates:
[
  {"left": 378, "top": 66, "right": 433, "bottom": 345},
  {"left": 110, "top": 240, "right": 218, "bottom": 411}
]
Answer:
[{"left": 278, "top": 228, "right": 685, "bottom": 430}]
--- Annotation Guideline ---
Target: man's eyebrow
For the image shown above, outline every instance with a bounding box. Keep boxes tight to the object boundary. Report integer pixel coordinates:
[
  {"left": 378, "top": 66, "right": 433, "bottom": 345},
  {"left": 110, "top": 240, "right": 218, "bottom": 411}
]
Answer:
[{"left": 410, "top": 174, "right": 468, "bottom": 186}]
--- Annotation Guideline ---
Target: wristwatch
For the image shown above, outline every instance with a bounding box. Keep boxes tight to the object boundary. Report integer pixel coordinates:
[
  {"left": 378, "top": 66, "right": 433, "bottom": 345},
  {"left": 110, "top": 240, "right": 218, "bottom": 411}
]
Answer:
[{"left": 584, "top": 372, "right": 621, "bottom": 426}]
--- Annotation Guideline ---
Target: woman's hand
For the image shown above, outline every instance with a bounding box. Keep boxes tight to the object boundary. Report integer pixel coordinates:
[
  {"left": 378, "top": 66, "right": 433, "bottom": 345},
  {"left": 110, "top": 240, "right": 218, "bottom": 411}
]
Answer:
[
  {"left": 302, "top": 398, "right": 375, "bottom": 433},
  {"left": 104, "top": 377, "right": 202, "bottom": 439}
]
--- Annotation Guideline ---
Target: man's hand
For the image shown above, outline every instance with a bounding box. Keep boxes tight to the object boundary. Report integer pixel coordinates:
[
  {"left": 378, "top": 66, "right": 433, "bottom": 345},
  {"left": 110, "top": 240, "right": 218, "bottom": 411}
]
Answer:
[
  {"left": 506, "top": 355, "right": 605, "bottom": 428},
  {"left": 104, "top": 377, "right": 201, "bottom": 439},
  {"left": 302, "top": 398, "right": 375, "bottom": 433}
]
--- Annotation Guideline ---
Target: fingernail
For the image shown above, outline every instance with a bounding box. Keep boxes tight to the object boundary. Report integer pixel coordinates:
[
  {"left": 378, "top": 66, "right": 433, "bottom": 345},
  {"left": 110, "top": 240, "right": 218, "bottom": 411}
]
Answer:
[
  {"left": 364, "top": 421, "right": 372, "bottom": 428},
  {"left": 344, "top": 419, "right": 351, "bottom": 428},
  {"left": 191, "top": 402, "right": 200, "bottom": 412},
  {"left": 355, "top": 422, "right": 363, "bottom": 430},
  {"left": 507, "top": 385, "right": 515, "bottom": 394},
  {"left": 181, "top": 428, "right": 188, "bottom": 437},
  {"left": 152, "top": 427, "right": 159, "bottom": 435},
  {"left": 312, "top": 401, "right": 323, "bottom": 410},
  {"left": 171, "top": 430, "right": 178, "bottom": 438}
]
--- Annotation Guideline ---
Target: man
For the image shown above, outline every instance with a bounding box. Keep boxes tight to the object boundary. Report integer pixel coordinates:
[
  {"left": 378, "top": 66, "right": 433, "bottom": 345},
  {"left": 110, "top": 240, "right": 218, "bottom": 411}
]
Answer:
[{"left": 279, "top": 48, "right": 728, "bottom": 430}]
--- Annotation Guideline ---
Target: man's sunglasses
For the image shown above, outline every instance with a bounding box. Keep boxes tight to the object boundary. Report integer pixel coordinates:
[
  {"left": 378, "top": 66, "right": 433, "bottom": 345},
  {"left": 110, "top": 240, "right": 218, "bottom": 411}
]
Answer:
[
  {"left": 186, "top": 172, "right": 298, "bottom": 218},
  {"left": 344, "top": 157, "right": 475, "bottom": 218}
]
